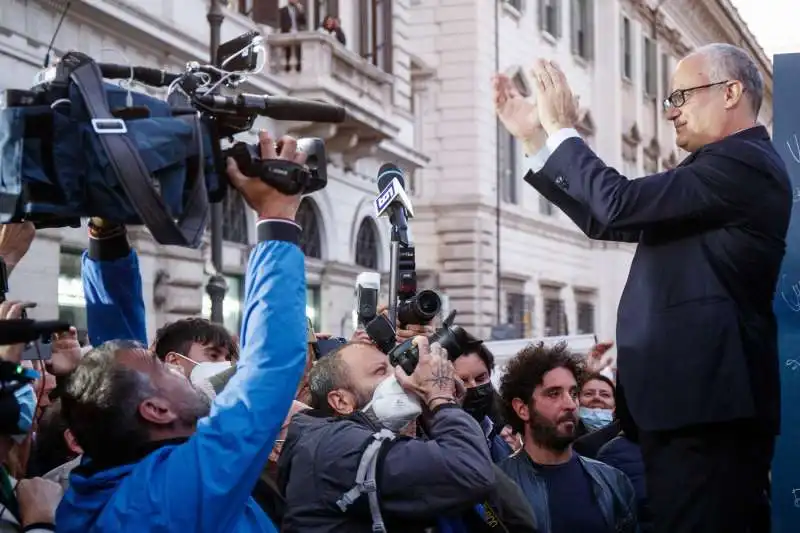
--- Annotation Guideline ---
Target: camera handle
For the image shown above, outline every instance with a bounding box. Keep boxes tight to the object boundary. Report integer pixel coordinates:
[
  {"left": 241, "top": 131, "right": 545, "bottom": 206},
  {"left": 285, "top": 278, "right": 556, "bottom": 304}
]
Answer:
[{"left": 225, "top": 143, "right": 313, "bottom": 195}]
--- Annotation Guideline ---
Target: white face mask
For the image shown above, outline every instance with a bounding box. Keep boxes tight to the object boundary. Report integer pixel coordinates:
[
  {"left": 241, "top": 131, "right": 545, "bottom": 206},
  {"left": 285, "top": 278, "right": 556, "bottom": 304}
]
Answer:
[
  {"left": 361, "top": 375, "right": 422, "bottom": 433},
  {"left": 189, "top": 361, "right": 233, "bottom": 387}
]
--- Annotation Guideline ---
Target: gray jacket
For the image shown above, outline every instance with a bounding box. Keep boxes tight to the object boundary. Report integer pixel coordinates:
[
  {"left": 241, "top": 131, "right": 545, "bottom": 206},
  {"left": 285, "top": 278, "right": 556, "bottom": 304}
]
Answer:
[
  {"left": 499, "top": 450, "right": 638, "bottom": 533},
  {"left": 278, "top": 406, "right": 496, "bottom": 532}
]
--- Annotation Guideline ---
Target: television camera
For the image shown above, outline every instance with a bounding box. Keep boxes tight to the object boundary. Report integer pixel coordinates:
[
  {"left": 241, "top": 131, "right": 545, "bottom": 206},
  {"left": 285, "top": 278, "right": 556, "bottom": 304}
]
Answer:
[{"left": 0, "top": 31, "right": 346, "bottom": 247}]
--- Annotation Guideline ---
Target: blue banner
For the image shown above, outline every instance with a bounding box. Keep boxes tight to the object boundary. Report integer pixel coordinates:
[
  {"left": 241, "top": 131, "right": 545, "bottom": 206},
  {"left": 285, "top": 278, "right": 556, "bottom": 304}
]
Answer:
[{"left": 772, "top": 52, "right": 800, "bottom": 533}]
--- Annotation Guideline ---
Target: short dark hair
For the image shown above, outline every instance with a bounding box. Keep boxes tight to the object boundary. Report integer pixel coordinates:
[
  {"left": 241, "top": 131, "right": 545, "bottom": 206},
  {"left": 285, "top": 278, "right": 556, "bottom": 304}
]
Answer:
[
  {"left": 153, "top": 318, "right": 238, "bottom": 361},
  {"left": 61, "top": 340, "right": 154, "bottom": 464},
  {"left": 308, "top": 343, "right": 353, "bottom": 413},
  {"left": 499, "top": 342, "right": 585, "bottom": 434},
  {"left": 581, "top": 373, "right": 616, "bottom": 395}
]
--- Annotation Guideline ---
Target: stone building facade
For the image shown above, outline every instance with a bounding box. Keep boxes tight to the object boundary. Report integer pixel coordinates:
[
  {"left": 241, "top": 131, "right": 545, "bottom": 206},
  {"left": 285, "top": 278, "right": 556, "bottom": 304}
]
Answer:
[
  {"left": 406, "top": 0, "right": 772, "bottom": 340},
  {"left": 1, "top": 0, "right": 427, "bottom": 339}
]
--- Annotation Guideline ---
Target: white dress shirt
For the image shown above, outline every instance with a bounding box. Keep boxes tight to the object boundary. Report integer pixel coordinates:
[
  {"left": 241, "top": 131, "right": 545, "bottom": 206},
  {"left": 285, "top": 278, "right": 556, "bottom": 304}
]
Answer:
[{"left": 526, "top": 128, "right": 582, "bottom": 172}]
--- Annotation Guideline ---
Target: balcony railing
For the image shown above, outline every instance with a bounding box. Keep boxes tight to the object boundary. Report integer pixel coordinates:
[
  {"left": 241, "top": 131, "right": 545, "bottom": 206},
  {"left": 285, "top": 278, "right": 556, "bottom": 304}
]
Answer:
[{"left": 266, "top": 31, "right": 399, "bottom": 153}]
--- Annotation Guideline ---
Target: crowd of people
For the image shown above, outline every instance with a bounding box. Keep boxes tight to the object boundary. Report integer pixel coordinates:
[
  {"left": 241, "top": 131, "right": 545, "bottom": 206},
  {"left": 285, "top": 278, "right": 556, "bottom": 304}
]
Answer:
[{"left": 0, "top": 38, "right": 786, "bottom": 533}]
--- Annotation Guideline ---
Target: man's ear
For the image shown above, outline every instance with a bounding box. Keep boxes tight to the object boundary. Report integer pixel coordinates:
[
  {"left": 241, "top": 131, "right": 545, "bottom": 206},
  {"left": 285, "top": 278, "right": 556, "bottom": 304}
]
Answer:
[
  {"left": 512, "top": 398, "right": 530, "bottom": 424},
  {"left": 327, "top": 389, "right": 356, "bottom": 416},
  {"left": 139, "top": 396, "right": 179, "bottom": 425},
  {"left": 724, "top": 81, "right": 745, "bottom": 110},
  {"left": 164, "top": 352, "right": 181, "bottom": 366}
]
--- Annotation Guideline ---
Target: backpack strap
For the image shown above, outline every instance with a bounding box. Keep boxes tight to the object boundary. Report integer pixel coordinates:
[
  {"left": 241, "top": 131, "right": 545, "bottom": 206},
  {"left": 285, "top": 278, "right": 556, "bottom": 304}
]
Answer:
[
  {"left": 68, "top": 60, "right": 209, "bottom": 247},
  {"left": 335, "top": 428, "right": 396, "bottom": 533}
]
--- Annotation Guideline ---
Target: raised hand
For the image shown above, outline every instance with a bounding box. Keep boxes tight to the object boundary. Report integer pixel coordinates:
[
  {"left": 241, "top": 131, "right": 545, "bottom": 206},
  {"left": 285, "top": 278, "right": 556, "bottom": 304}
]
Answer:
[
  {"left": 493, "top": 74, "right": 546, "bottom": 154},
  {"left": 530, "top": 60, "right": 579, "bottom": 135}
]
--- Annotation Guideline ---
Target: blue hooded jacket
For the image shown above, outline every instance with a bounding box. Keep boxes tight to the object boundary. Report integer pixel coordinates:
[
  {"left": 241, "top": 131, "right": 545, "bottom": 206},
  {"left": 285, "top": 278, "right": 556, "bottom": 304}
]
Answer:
[{"left": 56, "top": 237, "right": 308, "bottom": 533}]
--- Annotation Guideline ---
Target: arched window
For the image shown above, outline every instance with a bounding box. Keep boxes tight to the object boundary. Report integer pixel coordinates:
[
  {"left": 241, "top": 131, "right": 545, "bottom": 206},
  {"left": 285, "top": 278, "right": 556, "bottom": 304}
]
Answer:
[
  {"left": 354, "top": 218, "right": 379, "bottom": 270},
  {"left": 222, "top": 192, "right": 249, "bottom": 245},
  {"left": 296, "top": 199, "right": 323, "bottom": 259}
]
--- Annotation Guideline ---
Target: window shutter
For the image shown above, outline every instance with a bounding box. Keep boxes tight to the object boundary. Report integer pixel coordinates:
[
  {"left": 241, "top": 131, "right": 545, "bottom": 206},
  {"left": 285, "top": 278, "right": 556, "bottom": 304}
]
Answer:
[
  {"left": 497, "top": 119, "right": 510, "bottom": 180},
  {"left": 570, "top": 0, "right": 578, "bottom": 55},
  {"left": 382, "top": 0, "right": 394, "bottom": 74},
  {"left": 538, "top": 0, "right": 546, "bottom": 31},
  {"left": 252, "top": 0, "right": 280, "bottom": 27},
  {"left": 328, "top": 0, "right": 339, "bottom": 17},
  {"left": 554, "top": 0, "right": 563, "bottom": 38},
  {"left": 587, "top": 0, "right": 594, "bottom": 60}
]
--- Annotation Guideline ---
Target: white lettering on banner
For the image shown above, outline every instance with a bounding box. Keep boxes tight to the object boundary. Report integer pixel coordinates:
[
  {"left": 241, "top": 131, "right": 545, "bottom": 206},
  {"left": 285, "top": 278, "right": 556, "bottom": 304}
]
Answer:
[
  {"left": 793, "top": 488, "right": 800, "bottom": 508},
  {"left": 779, "top": 275, "right": 800, "bottom": 312},
  {"left": 787, "top": 134, "right": 800, "bottom": 164},
  {"left": 787, "top": 360, "right": 800, "bottom": 371},
  {"left": 375, "top": 182, "right": 397, "bottom": 214}
]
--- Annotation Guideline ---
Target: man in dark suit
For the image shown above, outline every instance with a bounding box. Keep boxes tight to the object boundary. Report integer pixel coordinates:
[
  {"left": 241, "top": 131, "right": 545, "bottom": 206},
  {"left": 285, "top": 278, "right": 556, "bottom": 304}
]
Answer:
[
  {"left": 279, "top": 0, "right": 307, "bottom": 72},
  {"left": 493, "top": 43, "right": 791, "bottom": 533}
]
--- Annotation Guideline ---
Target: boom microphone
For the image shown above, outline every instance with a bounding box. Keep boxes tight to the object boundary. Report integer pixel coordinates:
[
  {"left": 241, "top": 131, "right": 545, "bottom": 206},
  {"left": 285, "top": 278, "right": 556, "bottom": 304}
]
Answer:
[{"left": 0, "top": 320, "right": 71, "bottom": 346}]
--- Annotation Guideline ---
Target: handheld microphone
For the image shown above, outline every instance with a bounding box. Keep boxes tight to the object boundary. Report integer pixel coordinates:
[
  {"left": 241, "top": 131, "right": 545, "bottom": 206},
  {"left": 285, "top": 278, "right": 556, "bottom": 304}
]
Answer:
[
  {"left": 354, "top": 272, "right": 381, "bottom": 330},
  {"left": 374, "top": 164, "right": 415, "bottom": 225}
]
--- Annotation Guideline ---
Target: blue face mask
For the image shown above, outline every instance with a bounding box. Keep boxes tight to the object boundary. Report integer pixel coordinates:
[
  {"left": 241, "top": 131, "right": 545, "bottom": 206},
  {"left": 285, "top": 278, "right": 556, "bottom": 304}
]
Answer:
[
  {"left": 12, "top": 384, "right": 37, "bottom": 443},
  {"left": 578, "top": 406, "right": 613, "bottom": 432}
]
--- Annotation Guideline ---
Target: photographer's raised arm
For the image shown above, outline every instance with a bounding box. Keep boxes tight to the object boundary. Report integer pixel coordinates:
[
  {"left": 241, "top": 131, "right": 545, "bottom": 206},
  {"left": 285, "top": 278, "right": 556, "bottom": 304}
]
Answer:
[
  {"left": 160, "top": 131, "right": 309, "bottom": 530},
  {"left": 81, "top": 220, "right": 147, "bottom": 345}
]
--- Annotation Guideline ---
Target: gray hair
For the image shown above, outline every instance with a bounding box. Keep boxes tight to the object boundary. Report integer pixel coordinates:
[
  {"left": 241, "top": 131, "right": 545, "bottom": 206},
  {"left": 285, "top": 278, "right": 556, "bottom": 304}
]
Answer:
[
  {"left": 693, "top": 43, "right": 763, "bottom": 116},
  {"left": 308, "top": 344, "right": 351, "bottom": 411}
]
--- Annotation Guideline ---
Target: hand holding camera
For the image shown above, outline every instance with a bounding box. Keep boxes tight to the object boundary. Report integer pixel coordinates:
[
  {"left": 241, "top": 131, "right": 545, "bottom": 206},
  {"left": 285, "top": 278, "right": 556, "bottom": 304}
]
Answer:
[
  {"left": 395, "top": 337, "right": 458, "bottom": 411},
  {"left": 227, "top": 130, "right": 308, "bottom": 221}
]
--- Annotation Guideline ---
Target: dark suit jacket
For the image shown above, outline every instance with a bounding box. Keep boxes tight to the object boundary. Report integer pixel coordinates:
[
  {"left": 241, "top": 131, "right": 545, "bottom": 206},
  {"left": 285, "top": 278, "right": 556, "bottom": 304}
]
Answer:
[
  {"left": 279, "top": 5, "right": 307, "bottom": 33},
  {"left": 525, "top": 126, "right": 791, "bottom": 433}
]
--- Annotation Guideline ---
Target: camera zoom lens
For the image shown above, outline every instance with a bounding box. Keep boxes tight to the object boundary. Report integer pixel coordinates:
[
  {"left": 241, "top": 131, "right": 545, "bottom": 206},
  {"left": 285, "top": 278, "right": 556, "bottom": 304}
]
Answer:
[{"left": 416, "top": 290, "right": 441, "bottom": 315}]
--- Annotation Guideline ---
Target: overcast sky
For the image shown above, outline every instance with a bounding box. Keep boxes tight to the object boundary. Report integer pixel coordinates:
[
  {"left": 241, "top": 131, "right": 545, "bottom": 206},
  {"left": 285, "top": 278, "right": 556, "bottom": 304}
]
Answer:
[{"left": 729, "top": 0, "right": 798, "bottom": 59}]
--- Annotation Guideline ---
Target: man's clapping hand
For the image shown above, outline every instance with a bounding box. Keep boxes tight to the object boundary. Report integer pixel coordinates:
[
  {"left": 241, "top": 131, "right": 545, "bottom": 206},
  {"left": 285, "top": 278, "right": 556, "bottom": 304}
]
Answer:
[
  {"left": 493, "top": 73, "right": 546, "bottom": 155},
  {"left": 530, "top": 59, "right": 580, "bottom": 135}
]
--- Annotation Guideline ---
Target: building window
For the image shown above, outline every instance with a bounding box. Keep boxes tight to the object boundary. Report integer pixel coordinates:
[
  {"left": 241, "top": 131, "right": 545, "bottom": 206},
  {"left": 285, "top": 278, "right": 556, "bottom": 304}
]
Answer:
[
  {"left": 498, "top": 121, "right": 518, "bottom": 204},
  {"left": 643, "top": 36, "right": 657, "bottom": 97},
  {"left": 621, "top": 16, "right": 632, "bottom": 80},
  {"left": 542, "top": 287, "right": 567, "bottom": 336},
  {"left": 222, "top": 192, "right": 249, "bottom": 245},
  {"left": 575, "top": 290, "right": 596, "bottom": 334},
  {"left": 58, "top": 250, "right": 87, "bottom": 332},
  {"left": 359, "top": 0, "right": 393, "bottom": 73},
  {"left": 539, "top": 195, "right": 554, "bottom": 216},
  {"left": 202, "top": 274, "right": 244, "bottom": 335},
  {"left": 296, "top": 198, "right": 323, "bottom": 259},
  {"left": 571, "top": 0, "right": 594, "bottom": 60},
  {"left": 661, "top": 53, "right": 670, "bottom": 99},
  {"left": 505, "top": 292, "right": 532, "bottom": 338},
  {"left": 314, "top": 0, "right": 339, "bottom": 29},
  {"left": 238, "top": 0, "right": 254, "bottom": 16},
  {"left": 307, "top": 285, "right": 322, "bottom": 331},
  {"left": 539, "top": 0, "right": 562, "bottom": 39},
  {"left": 354, "top": 218, "right": 380, "bottom": 270}
]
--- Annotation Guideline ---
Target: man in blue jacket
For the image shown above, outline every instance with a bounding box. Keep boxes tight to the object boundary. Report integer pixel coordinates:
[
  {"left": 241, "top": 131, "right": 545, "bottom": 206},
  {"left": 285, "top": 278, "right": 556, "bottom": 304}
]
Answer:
[{"left": 56, "top": 131, "right": 309, "bottom": 533}]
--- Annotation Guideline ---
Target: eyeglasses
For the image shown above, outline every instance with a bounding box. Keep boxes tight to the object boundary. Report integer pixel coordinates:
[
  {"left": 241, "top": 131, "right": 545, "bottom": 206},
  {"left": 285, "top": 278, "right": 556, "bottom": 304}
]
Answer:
[{"left": 662, "top": 81, "right": 730, "bottom": 112}]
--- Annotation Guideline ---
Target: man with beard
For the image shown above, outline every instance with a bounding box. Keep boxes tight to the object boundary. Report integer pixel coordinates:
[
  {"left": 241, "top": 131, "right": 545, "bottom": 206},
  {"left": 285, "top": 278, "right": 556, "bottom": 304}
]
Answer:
[
  {"left": 499, "top": 342, "right": 637, "bottom": 533},
  {"left": 278, "top": 339, "right": 504, "bottom": 532}
]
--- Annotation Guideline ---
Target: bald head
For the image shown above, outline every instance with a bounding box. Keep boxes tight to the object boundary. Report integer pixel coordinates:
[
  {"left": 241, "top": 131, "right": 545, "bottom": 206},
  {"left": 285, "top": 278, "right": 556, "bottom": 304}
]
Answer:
[{"left": 691, "top": 43, "right": 763, "bottom": 116}]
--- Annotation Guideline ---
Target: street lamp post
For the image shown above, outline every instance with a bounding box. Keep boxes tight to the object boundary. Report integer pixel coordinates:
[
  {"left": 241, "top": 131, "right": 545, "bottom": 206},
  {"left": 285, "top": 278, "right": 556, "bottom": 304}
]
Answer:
[{"left": 206, "top": 0, "right": 228, "bottom": 324}]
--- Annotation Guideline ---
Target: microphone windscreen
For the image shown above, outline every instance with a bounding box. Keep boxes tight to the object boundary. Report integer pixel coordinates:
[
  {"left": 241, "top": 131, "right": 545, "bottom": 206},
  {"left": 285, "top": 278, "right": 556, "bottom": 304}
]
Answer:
[{"left": 377, "top": 164, "right": 405, "bottom": 192}]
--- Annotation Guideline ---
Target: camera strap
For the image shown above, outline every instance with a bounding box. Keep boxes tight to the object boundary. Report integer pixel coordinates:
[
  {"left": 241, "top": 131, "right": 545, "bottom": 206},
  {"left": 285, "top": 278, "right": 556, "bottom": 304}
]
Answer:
[{"left": 69, "top": 60, "right": 209, "bottom": 247}]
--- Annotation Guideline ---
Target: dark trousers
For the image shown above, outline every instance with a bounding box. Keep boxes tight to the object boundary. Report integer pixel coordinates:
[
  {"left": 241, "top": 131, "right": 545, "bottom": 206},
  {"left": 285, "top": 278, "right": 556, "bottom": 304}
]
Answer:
[{"left": 639, "top": 419, "right": 774, "bottom": 533}]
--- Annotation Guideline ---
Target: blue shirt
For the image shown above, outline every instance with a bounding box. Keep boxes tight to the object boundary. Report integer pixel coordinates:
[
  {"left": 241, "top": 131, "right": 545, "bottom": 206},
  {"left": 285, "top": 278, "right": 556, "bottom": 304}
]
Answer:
[{"left": 533, "top": 453, "right": 609, "bottom": 533}]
